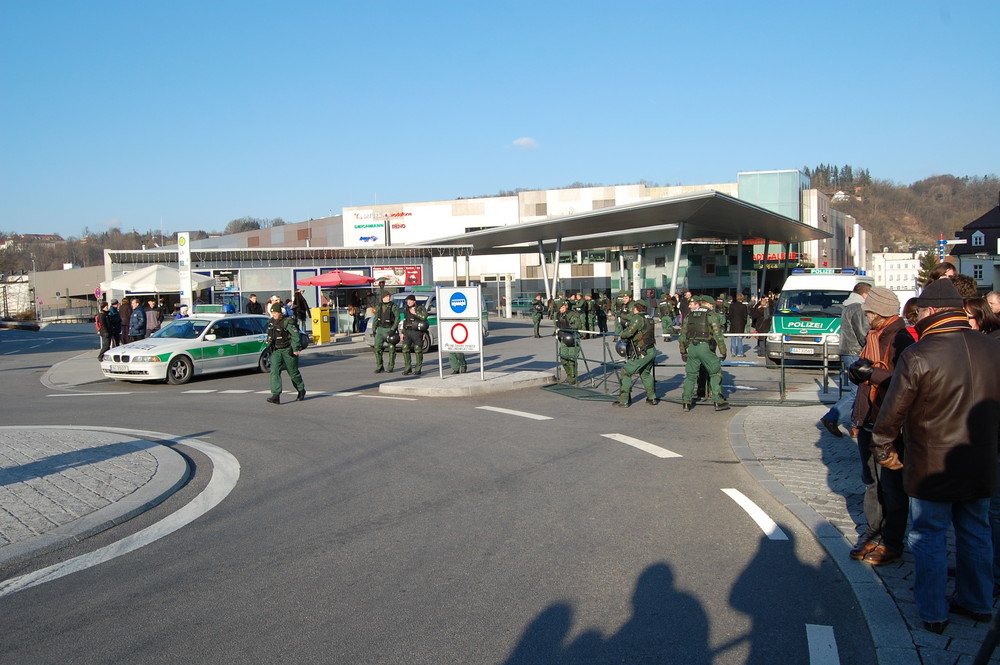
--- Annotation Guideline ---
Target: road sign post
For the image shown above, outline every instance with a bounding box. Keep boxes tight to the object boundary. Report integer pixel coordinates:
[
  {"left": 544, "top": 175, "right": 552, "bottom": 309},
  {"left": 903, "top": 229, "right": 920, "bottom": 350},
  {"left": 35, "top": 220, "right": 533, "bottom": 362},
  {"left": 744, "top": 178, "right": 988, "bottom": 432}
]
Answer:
[{"left": 436, "top": 285, "right": 484, "bottom": 379}]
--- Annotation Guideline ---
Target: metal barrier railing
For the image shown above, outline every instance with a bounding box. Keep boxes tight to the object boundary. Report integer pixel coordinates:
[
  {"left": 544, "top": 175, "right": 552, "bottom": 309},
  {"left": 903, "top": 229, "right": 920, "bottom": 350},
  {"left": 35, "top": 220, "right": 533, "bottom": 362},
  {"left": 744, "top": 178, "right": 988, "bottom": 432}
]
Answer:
[{"left": 549, "top": 325, "right": 845, "bottom": 405}]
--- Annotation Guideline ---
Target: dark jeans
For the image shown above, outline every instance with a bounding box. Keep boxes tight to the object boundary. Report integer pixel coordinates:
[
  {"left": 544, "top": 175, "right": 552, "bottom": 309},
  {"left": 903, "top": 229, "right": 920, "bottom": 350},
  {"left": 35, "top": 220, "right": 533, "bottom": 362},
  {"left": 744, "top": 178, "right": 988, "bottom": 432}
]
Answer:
[
  {"left": 857, "top": 428, "right": 908, "bottom": 551},
  {"left": 98, "top": 334, "right": 111, "bottom": 361}
]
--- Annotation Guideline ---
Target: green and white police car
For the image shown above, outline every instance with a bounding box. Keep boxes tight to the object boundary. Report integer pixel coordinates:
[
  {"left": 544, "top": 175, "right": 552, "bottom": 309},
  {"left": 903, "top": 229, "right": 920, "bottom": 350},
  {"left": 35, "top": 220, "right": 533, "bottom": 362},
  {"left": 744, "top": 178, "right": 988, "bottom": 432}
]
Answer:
[{"left": 100, "top": 313, "right": 274, "bottom": 385}]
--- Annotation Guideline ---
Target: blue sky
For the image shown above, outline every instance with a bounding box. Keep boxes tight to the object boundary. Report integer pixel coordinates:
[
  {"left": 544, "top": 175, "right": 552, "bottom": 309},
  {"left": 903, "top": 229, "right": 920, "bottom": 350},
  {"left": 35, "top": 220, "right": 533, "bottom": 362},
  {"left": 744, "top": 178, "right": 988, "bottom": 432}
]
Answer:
[{"left": 2, "top": 1, "right": 997, "bottom": 239}]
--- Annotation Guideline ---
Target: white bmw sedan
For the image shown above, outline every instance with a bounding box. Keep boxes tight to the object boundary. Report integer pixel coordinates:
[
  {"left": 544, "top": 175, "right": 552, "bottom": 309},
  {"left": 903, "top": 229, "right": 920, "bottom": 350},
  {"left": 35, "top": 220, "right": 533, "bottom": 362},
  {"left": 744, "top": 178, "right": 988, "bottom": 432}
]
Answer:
[{"left": 100, "top": 313, "right": 272, "bottom": 385}]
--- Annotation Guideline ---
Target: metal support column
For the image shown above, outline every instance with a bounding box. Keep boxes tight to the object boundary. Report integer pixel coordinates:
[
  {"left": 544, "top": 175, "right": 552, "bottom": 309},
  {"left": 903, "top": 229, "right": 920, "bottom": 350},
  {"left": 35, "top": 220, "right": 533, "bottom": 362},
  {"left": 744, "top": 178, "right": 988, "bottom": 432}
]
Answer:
[
  {"left": 736, "top": 233, "right": 744, "bottom": 296},
  {"left": 538, "top": 241, "right": 551, "bottom": 300},
  {"left": 669, "top": 221, "right": 685, "bottom": 295},
  {"left": 759, "top": 238, "right": 770, "bottom": 297},
  {"left": 550, "top": 237, "right": 562, "bottom": 298}
]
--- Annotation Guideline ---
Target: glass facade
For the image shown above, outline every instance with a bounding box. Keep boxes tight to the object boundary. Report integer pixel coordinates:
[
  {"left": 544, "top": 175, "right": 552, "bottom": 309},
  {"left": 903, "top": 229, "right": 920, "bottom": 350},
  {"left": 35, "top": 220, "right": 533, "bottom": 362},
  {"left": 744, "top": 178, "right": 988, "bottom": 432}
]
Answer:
[{"left": 737, "top": 170, "right": 810, "bottom": 221}]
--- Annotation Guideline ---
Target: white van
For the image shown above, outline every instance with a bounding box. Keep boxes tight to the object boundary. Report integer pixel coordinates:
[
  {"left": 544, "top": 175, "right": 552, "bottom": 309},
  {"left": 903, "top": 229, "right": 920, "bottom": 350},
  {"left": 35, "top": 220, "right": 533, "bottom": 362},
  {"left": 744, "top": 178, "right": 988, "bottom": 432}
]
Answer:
[{"left": 765, "top": 268, "right": 875, "bottom": 366}]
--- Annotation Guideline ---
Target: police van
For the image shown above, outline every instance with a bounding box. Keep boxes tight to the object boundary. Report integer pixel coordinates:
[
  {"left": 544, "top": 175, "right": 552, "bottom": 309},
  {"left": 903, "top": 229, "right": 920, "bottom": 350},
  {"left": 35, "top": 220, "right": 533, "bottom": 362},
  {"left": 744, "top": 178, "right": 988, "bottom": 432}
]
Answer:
[
  {"left": 364, "top": 287, "right": 490, "bottom": 353},
  {"left": 765, "top": 268, "right": 875, "bottom": 367}
]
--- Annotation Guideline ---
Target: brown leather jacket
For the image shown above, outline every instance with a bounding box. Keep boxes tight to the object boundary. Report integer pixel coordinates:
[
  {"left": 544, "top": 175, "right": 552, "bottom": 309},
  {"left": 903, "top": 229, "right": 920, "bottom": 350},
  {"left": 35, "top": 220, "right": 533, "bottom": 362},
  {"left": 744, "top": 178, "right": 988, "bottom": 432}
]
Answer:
[{"left": 871, "top": 314, "right": 1000, "bottom": 502}]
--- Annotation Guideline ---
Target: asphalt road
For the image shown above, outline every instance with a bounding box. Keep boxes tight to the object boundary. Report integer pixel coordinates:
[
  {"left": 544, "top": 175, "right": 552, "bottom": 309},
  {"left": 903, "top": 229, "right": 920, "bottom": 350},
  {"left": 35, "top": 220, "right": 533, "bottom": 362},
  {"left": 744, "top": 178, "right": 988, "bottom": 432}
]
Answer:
[{"left": 0, "top": 323, "right": 874, "bottom": 664}]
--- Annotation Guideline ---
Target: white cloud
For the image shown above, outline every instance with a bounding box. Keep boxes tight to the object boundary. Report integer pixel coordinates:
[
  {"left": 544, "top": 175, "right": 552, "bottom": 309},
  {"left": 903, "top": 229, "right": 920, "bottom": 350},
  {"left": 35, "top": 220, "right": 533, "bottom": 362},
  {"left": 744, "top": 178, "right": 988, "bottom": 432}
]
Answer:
[{"left": 512, "top": 137, "right": 539, "bottom": 150}]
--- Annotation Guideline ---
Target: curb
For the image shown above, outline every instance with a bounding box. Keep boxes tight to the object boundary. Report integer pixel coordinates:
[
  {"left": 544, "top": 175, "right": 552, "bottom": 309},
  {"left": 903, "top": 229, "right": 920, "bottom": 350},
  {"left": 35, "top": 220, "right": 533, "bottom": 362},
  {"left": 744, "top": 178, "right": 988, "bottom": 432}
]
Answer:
[
  {"left": 727, "top": 408, "right": 917, "bottom": 664},
  {"left": 378, "top": 370, "right": 556, "bottom": 397},
  {"left": 0, "top": 428, "right": 190, "bottom": 567}
]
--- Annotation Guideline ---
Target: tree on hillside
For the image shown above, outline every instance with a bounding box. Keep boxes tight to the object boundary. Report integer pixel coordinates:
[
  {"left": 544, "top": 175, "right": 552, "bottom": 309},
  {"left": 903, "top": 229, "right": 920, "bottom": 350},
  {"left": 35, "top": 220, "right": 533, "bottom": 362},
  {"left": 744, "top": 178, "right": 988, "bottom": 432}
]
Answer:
[{"left": 917, "top": 250, "right": 940, "bottom": 287}]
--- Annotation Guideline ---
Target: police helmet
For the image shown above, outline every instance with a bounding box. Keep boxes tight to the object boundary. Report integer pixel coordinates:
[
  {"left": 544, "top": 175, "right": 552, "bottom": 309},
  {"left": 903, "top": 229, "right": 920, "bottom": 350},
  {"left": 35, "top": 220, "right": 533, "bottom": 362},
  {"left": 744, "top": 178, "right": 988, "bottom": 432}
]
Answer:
[
  {"left": 384, "top": 330, "right": 401, "bottom": 346},
  {"left": 615, "top": 339, "right": 629, "bottom": 357},
  {"left": 557, "top": 330, "right": 576, "bottom": 346},
  {"left": 415, "top": 320, "right": 429, "bottom": 332}
]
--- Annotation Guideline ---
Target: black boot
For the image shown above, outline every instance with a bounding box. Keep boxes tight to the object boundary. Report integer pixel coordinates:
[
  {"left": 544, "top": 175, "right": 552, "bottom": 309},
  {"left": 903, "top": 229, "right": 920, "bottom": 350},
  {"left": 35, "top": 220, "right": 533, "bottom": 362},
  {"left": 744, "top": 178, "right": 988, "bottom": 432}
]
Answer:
[
  {"left": 296, "top": 390, "right": 306, "bottom": 401},
  {"left": 266, "top": 394, "right": 280, "bottom": 404}
]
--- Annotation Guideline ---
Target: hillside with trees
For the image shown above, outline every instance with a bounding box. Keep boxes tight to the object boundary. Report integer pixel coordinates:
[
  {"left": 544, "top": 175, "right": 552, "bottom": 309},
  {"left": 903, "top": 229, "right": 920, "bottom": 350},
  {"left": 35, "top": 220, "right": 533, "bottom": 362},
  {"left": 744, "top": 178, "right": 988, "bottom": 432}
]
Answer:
[{"left": 803, "top": 165, "right": 999, "bottom": 251}]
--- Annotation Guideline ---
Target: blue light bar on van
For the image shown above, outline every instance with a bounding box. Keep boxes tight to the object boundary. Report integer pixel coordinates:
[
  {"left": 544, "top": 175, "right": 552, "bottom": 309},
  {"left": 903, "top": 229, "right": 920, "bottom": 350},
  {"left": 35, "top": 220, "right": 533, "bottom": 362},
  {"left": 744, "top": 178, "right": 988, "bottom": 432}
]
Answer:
[{"left": 790, "top": 268, "right": 858, "bottom": 275}]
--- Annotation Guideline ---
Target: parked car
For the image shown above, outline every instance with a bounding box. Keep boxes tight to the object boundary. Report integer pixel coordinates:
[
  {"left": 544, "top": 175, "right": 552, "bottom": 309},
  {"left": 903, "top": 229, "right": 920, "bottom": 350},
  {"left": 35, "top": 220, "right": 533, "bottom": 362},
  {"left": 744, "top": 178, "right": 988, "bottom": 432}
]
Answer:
[{"left": 100, "top": 313, "right": 276, "bottom": 385}]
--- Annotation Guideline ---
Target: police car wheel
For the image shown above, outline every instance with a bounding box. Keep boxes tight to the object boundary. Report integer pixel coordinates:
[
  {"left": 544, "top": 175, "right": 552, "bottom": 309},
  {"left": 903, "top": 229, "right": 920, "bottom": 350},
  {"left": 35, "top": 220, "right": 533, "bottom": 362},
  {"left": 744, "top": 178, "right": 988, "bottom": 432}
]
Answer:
[
  {"left": 420, "top": 332, "right": 432, "bottom": 354},
  {"left": 166, "top": 356, "right": 193, "bottom": 385},
  {"left": 258, "top": 348, "right": 272, "bottom": 373}
]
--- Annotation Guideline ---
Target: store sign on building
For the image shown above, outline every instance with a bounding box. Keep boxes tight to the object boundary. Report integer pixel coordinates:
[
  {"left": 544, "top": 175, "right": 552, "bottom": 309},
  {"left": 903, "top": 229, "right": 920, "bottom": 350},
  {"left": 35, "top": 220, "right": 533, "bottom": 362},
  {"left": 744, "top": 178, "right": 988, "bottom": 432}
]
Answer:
[{"left": 372, "top": 266, "right": 423, "bottom": 286}]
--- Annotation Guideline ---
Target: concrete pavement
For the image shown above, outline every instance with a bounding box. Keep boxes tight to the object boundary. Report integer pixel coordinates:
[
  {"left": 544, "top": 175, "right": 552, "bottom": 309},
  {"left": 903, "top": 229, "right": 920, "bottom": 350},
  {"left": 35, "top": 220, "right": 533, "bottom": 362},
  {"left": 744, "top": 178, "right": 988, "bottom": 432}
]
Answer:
[{"left": 2, "top": 331, "right": 998, "bottom": 664}]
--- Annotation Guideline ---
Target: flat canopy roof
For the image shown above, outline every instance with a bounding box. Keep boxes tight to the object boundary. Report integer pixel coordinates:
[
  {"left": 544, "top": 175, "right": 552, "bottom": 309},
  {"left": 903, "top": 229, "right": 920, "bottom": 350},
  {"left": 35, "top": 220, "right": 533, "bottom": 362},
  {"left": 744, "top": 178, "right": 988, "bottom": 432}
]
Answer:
[
  {"left": 416, "top": 190, "right": 831, "bottom": 255},
  {"left": 106, "top": 245, "right": 475, "bottom": 267}
]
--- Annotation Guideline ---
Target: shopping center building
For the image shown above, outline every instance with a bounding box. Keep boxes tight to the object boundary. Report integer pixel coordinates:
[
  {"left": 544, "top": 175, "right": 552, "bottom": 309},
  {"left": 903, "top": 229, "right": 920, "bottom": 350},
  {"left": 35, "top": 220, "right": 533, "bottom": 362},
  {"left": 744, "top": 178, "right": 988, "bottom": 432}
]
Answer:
[{"left": 91, "top": 168, "right": 866, "bottom": 321}]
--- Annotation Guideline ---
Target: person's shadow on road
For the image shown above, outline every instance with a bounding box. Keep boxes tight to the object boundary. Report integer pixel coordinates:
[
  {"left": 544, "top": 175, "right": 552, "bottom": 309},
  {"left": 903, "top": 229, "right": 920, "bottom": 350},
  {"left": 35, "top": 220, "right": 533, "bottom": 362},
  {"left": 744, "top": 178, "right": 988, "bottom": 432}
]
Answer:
[{"left": 501, "top": 562, "right": 710, "bottom": 664}]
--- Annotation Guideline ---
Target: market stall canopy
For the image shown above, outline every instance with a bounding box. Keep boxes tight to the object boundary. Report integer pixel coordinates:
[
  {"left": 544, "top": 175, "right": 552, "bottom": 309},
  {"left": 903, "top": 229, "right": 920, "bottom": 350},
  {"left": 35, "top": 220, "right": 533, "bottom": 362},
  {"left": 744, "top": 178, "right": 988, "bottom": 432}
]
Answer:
[
  {"left": 296, "top": 270, "right": 376, "bottom": 288},
  {"left": 100, "top": 264, "right": 215, "bottom": 293}
]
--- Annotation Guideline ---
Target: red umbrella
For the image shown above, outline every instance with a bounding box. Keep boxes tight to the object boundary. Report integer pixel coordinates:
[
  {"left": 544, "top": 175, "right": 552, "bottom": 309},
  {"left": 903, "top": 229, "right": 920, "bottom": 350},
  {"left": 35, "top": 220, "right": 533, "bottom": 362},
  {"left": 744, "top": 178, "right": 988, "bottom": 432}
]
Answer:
[{"left": 296, "top": 270, "right": 376, "bottom": 288}]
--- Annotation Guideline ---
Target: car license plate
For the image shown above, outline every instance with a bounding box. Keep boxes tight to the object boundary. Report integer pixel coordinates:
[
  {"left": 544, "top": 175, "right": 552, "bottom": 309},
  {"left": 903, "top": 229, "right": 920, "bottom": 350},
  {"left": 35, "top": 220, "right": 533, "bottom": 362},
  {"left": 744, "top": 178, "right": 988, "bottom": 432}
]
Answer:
[
  {"left": 109, "top": 364, "right": 128, "bottom": 372},
  {"left": 789, "top": 347, "right": 815, "bottom": 355}
]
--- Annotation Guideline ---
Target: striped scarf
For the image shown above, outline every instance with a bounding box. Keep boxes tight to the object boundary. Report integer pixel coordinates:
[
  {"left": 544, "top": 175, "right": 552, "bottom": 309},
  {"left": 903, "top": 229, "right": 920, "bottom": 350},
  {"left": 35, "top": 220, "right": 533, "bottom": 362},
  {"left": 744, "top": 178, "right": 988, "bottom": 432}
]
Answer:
[{"left": 915, "top": 311, "right": 972, "bottom": 339}]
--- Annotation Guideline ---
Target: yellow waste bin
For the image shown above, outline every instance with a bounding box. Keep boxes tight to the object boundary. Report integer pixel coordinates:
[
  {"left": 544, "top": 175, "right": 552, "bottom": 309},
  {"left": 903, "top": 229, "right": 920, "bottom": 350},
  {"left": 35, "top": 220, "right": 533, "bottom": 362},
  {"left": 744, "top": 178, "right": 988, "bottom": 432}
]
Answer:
[{"left": 311, "top": 307, "right": 331, "bottom": 344}]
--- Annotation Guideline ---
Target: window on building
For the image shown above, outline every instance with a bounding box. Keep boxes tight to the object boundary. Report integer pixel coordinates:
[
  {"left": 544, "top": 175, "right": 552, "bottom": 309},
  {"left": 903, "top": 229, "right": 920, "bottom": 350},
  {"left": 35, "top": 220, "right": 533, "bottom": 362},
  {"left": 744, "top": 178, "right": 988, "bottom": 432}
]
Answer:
[
  {"left": 535, "top": 203, "right": 547, "bottom": 216},
  {"left": 972, "top": 231, "right": 985, "bottom": 247},
  {"left": 974, "top": 264, "right": 984, "bottom": 280}
]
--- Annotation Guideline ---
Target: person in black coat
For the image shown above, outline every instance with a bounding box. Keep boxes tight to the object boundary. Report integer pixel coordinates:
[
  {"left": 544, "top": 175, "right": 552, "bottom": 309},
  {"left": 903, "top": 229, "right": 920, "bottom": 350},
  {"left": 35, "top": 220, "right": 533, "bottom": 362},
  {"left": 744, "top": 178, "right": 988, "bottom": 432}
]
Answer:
[
  {"left": 726, "top": 294, "right": 749, "bottom": 357},
  {"left": 750, "top": 296, "right": 772, "bottom": 356}
]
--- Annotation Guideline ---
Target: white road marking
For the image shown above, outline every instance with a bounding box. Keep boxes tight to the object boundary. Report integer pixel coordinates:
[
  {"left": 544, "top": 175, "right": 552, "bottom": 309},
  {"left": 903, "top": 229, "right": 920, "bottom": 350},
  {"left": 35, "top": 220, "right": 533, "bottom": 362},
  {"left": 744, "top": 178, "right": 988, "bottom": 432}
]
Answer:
[
  {"left": 220, "top": 389, "right": 254, "bottom": 393},
  {"left": 601, "top": 433, "right": 682, "bottom": 458},
  {"left": 0, "top": 427, "right": 240, "bottom": 598},
  {"left": 475, "top": 406, "right": 552, "bottom": 421},
  {"left": 361, "top": 395, "right": 419, "bottom": 401},
  {"left": 805, "top": 624, "right": 840, "bottom": 665},
  {"left": 721, "top": 488, "right": 788, "bottom": 540},
  {"left": 48, "top": 392, "right": 133, "bottom": 397},
  {"left": 183, "top": 389, "right": 217, "bottom": 393}
]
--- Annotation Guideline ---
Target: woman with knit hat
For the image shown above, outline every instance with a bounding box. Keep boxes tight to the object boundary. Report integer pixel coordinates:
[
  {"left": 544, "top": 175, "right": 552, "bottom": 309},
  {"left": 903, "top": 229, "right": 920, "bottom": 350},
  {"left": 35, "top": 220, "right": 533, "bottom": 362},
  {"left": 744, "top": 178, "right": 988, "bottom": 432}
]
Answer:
[{"left": 845, "top": 286, "right": 916, "bottom": 565}]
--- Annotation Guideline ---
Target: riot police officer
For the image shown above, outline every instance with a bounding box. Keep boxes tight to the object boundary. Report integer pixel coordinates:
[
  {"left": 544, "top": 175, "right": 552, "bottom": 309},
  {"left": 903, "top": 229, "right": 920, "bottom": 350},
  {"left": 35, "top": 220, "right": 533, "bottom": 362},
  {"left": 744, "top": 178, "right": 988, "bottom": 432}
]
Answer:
[
  {"left": 372, "top": 291, "right": 400, "bottom": 373},
  {"left": 531, "top": 293, "right": 545, "bottom": 338},
  {"left": 550, "top": 292, "right": 566, "bottom": 330},
  {"left": 596, "top": 292, "right": 610, "bottom": 333},
  {"left": 400, "top": 294, "right": 428, "bottom": 376},
  {"left": 613, "top": 292, "right": 632, "bottom": 333},
  {"left": 265, "top": 302, "right": 306, "bottom": 404},
  {"left": 581, "top": 293, "right": 595, "bottom": 331},
  {"left": 555, "top": 300, "right": 583, "bottom": 385},
  {"left": 657, "top": 293, "right": 676, "bottom": 340},
  {"left": 679, "top": 296, "right": 728, "bottom": 411},
  {"left": 613, "top": 300, "right": 658, "bottom": 407}
]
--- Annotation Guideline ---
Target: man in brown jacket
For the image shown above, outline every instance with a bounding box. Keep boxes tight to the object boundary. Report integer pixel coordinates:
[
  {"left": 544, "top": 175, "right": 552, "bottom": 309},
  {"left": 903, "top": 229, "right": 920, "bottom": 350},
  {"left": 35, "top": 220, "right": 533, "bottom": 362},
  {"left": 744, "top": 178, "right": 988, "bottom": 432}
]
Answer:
[{"left": 871, "top": 278, "right": 1000, "bottom": 634}]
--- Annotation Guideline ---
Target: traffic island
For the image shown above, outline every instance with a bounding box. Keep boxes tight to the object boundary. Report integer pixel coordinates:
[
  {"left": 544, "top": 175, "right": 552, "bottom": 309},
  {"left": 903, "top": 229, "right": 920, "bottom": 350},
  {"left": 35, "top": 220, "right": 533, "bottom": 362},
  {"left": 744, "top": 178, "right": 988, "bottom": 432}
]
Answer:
[{"left": 378, "top": 371, "right": 556, "bottom": 397}]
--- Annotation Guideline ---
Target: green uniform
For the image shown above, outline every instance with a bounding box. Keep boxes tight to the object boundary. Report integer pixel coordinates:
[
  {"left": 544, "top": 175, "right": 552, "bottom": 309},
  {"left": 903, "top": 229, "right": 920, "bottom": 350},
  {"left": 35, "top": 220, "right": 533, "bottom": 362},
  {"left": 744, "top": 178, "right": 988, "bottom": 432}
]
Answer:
[
  {"left": 266, "top": 314, "right": 305, "bottom": 397},
  {"left": 530, "top": 297, "right": 545, "bottom": 337},
  {"left": 448, "top": 352, "right": 467, "bottom": 373},
  {"left": 613, "top": 296, "right": 631, "bottom": 333},
  {"left": 550, "top": 296, "right": 565, "bottom": 322},
  {"left": 372, "top": 300, "right": 400, "bottom": 372},
  {"left": 581, "top": 297, "right": 595, "bottom": 331},
  {"left": 696, "top": 310, "right": 728, "bottom": 397},
  {"left": 680, "top": 304, "right": 727, "bottom": 406},
  {"left": 556, "top": 308, "right": 583, "bottom": 384},
  {"left": 616, "top": 311, "right": 657, "bottom": 406},
  {"left": 657, "top": 298, "right": 676, "bottom": 338},
  {"left": 400, "top": 303, "right": 428, "bottom": 374}
]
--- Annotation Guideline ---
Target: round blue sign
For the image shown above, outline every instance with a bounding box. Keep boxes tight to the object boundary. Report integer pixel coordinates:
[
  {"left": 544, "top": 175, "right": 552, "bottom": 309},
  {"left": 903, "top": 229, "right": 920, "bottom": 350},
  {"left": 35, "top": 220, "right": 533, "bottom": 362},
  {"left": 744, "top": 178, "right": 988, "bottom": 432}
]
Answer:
[{"left": 450, "top": 292, "right": 468, "bottom": 313}]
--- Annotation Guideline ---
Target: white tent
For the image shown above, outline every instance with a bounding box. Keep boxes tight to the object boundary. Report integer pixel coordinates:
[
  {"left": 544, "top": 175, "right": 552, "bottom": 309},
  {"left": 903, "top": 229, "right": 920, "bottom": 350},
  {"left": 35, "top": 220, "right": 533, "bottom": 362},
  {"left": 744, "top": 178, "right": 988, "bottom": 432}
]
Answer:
[{"left": 100, "top": 264, "right": 215, "bottom": 294}]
